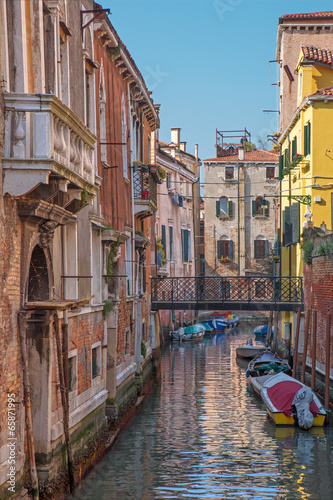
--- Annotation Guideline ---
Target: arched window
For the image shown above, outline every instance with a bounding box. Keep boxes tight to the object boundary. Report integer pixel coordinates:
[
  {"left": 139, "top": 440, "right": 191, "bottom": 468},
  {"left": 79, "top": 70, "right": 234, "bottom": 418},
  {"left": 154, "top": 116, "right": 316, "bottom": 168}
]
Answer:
[
  {"left": 252, "top": 196, "right": 269, "bottom": 217},
  {"left": 217, "top": 235, "right": 233, "bottom": 261},
  {"left": 27, "top": 245, "right": 49, "bottom": 301},
  {"left": 216, "top": 197, "right": 233, "bottom": 218},
  {"left": 254, "top": 236, "right": 269, "bottom": 260},
  {"left": 121, "top": 94, "right": 128, "bottom": 179}
]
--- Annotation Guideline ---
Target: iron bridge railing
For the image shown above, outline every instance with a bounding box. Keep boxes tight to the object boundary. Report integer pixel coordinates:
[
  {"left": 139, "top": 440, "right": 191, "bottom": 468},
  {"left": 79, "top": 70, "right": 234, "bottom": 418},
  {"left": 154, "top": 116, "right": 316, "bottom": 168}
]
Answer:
[{"left": 151, "top": 276, "right": 304, "bottom": 312}]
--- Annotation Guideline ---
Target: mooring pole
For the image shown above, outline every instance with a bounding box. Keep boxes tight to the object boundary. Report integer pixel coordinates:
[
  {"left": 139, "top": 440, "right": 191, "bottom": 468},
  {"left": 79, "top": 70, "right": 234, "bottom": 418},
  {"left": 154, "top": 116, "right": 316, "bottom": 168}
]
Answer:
[
  {"left": 301, "top": 308, "right": 311, "bottom": 383},
  {"left": 54, "top": 313, "right": 75, "bottom": 495},
  {"left": 311, "top": 309, "right": 317, "bottom": 391},
  {"left": 18, "top": 312, "right": 39, "bottom": 499},
  {"left": 326, "top": 313, "right": 331, "bottom": 424},
  {"left": 292, "top": 308, "right": 301, "bottom": 379}
]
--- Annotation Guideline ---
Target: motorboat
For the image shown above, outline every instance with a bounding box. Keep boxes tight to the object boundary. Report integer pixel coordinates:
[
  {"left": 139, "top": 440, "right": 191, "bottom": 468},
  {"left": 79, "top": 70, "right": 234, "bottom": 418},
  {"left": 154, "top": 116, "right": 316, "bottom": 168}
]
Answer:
[
  {"left": 211, "top": 312, "right": 239, "bottom": 331},
  {"left": 254, "top": 324, "right": 274, "bottom": 336},
  {"left": 169, "top": 324, "right": 205, "bottom": 342},
  {"left": 236, "top": 338, "right": 269, "bottom": 359},
  {"left": 260, "top": 372, "right": 326, "bottom": 428}
]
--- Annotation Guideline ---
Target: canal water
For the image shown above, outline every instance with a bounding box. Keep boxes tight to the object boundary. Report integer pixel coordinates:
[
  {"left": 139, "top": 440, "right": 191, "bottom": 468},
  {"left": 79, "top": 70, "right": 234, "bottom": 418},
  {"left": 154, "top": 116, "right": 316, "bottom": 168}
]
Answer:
[{"left": 73, "top": 325, "right": 333, "bottom": 500}]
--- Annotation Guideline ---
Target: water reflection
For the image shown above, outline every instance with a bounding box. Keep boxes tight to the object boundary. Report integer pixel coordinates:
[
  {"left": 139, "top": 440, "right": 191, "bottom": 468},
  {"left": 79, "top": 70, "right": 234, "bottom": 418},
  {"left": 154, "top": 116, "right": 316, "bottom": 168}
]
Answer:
[{"left": 73, "top": 327, "right": 333, "bottom": 500}]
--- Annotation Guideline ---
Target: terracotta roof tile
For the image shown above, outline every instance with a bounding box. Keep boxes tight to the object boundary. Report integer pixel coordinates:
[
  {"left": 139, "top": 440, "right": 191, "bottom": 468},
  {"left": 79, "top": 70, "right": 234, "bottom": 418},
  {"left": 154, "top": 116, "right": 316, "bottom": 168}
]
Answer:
[
  {"left": 281, "top": 11, "right": 333, "bottom": 20},
  {"left": 310, "top": 85, "right": 333, "bottom": 97},
  {"left": 302, "top": 46, "right": 333, "bottom": 65},
  {"left": 204, "top": 150, "right": 278, "bottom": 163}
]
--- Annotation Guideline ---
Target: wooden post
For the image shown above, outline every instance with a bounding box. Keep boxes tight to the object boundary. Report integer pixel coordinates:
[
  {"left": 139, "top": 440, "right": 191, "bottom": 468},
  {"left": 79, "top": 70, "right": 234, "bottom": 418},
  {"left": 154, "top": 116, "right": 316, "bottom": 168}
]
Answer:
[
  {"left": 325, "top": 313, "right": 331, "bottom": 424},
  {"left": 301, "top": 309, "right": 311, "bottom": 383},
  {"left": 18, "top": 312, "right": 39, "bottom": 499},
  {"left": 292, "top": 308, "right": 302, "bottom": 379},
  {"left": 311, "top": 309, "right": 317, "bottom": 391},
  {"left": 54, "top": 313, "right": 75, "bottom": 495},
  {"left": 266, "top": 310, "right": 273, "bottom": 348}
]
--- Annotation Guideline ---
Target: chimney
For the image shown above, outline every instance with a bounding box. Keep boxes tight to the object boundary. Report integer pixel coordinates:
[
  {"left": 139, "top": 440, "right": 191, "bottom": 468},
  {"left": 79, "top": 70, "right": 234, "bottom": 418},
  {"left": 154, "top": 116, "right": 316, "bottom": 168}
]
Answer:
[
  {"left": 238, "top": 147, "right": 244, "bottom": 161},
  {"left": 171, "top": 128, "right": 181, "bottom": 147},
  {"left": 180, "top": 142, "right": 187, "bottom": 152}
]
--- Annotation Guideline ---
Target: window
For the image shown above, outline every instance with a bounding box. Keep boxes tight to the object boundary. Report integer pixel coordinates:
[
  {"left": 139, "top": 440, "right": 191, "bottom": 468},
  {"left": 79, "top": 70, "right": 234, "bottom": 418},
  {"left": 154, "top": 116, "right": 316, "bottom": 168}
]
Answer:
[
  {"left": 254, "top": 238, "right": 269, "bottom": 259},
  {"left": 200, "top": 221, "right": 204, "bottom": 243},
  {"left": 200, "top": 253, "right": 205, "bottom": 275},
  {"left": 216, "top": 197, "right": 233, "bottom": 218},
  {"left": 304, "top": 122, "right": 311, "bottom": 156},
  {"left": 217, "top": 238, "right": 233, "bottom": 260},
  {"left": 291, "top": 136, "right": 297, "bottom": 160},
  {"left": 298, "top": 71, "right": 302, "bottom": 100},
  {"left": 166, "top": 172, "right": 173, "bottom": 190},
  {"left": 125, "top": 237, "right": 132, "bottom": 295},
  {"left": 91, "top": 344, "right": 101, "bottom": 380},
  {"left": 169, "top": 226, "right": 174, "bottom": 261},
  {"left": 142, "top": 322, "right": 145, "bottom": 342},
  {"left": 68, "top": 353, "right": 77, "bottom": 393},
  {"left": 252, "top": 197, "right": 269, "bottom": 217},
  {"left": 181, "top": 229, "right": 191, "bottom": 262},
  {"left": 266, "top": 167, "right": 275, "bottom": 180},
  {"left": 161, "top": 225, "right": 167, "bottom": 259},
  {"left": 180, "top": 179, "right": 184, "bottom": 194},
  {"left": 225, "top": 167, "right": 234, "bottom": 180},
  {"left": 125, "top": 328, "right": 131, "bottom": 356}
]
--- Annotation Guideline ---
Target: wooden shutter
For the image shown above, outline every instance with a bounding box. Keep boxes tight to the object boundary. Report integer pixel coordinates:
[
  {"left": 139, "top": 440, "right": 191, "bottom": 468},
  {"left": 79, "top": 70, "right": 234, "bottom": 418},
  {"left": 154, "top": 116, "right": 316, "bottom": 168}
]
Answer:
[
  {"left": 228, "top": 200, "right": 233, "bottom": 217},
  {"left": 216, "top": 200, "right": 220, "bottom": 217},
  {"left": 292, "top": 136, "right": 297, "bottom": 160},
  {"left": 184, "top": 229, "right": 188, "bottom": 262},
  {"left": 307, "top": 122, "right": 311, "bottom": 155},
  {"left": 265, "top": 240, "right": 269, "bottom": 258},
  {"left": 290, "top": 202, "right": 300, "bottom": 244},
  {"left": 229, "top": 240, "right": 233, "bottom": 260},
  {"left": 161, "top": 225, "right": 166, "bottom": 258},
  {"left": 279, "top": 155, "right": 284, "bottom": 180},
  {"left": 304, "top": 123, "right": 311, "bottom": 156},
  {"left": 265, "top": 200, "right": 270, "bottom": 217},
  {"left": 217, "top": 240, "right": 223, "bottom": 260},
  {"left": 252, "top": 200, "right": 256, "bottom": 217},
  {"left": 283, "top": 206, "right": 292, "bottom": 246},
  {"left": 254, "top": 240, "right": 258, "bottom": 259}
]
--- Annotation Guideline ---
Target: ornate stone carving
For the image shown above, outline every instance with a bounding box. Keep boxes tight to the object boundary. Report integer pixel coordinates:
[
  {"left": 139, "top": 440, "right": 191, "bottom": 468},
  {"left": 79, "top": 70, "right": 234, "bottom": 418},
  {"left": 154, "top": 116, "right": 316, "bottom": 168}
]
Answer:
[{"left": 38, "top": 221, "right": 58, "bottom": 248}]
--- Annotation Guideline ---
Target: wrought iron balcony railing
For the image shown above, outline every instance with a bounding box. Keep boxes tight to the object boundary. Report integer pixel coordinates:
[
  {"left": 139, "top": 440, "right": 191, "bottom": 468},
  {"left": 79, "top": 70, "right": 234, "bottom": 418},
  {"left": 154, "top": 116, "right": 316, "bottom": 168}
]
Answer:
[
  {"left": 3, "top": 93, "right": 97, "bottom": 196},
  {"left": 151, "top": 276, "right": 303, "bottom": 312},
  {"left": 133, "top": 164, "right": 157, "bottom": 218}
]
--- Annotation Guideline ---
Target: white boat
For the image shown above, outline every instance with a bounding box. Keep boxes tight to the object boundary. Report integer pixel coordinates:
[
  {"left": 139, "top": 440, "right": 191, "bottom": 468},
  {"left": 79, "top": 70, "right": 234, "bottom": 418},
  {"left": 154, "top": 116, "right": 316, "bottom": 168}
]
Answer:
[
  {"left": 169, "top": 324, "right": 205, "bottom": 342},
  {"left": 236, "top": 338, "right": 269, "bottom": 359}
]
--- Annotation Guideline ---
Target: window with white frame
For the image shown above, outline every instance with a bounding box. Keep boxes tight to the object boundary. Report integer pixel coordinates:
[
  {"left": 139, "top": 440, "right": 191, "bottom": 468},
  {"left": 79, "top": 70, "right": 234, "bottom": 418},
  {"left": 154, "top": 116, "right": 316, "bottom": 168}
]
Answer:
[
  {"left": 169, "top": 226, "right": 174, "bottom": 261},
  {"left": 166, "top": 172, "right": 173, "bottom": 190},
  {"left": 125, "top": 237, "right": 132, "bottom": 295},
  {"left": 254, "top": 236, "right": 269, "bottom": 259},
  {"left": 68, "top": 350, "right": 77, "bottom": 393}
]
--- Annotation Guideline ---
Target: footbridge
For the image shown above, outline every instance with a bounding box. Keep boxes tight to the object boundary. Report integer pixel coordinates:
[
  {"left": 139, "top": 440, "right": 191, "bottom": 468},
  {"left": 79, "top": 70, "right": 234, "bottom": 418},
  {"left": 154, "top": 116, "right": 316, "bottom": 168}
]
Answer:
[{"left": 151, "top": 276, "right": 303, "bottom": 312}]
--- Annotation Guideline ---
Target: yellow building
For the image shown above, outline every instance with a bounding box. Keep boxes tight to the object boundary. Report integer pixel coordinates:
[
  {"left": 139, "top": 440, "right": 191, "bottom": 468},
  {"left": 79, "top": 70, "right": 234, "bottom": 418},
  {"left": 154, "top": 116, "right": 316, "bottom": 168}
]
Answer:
[{"left": 279, "top": 46, "right": 333, "bottom": 339}]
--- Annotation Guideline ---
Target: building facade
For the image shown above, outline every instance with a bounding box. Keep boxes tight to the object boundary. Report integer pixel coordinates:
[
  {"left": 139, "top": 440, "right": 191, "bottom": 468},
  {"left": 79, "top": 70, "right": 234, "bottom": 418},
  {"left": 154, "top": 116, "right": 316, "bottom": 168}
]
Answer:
[{"left": 204, "top": 146, "right": 279, "bottom": 278}]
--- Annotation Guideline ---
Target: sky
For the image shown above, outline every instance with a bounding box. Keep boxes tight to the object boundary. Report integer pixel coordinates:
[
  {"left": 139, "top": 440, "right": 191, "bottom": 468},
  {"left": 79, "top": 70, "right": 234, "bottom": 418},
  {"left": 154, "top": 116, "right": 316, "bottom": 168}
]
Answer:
[{"left": 102, "top": 0, "right": 333, "bottom": 168}]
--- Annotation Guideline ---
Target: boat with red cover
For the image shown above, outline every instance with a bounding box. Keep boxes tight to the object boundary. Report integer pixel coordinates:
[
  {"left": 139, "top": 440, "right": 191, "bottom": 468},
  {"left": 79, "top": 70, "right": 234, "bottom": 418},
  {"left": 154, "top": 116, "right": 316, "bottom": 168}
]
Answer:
[{"left": 260, "top": 372, "right": 326, "bottom": 428}]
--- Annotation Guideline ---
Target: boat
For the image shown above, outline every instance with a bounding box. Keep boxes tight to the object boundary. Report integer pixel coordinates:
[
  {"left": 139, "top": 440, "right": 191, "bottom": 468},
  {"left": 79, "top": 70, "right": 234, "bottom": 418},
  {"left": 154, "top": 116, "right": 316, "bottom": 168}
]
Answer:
[
  {"left": 246, "top": 350, "right": 291, "bottom": 378},
  {"left": 211, "top": 312, "right": 239, "bottom": 331},
  {"left": 169, "top": 324, "right": 205, "bottom": 342},
  {"left": 260, "top": 372, "right": 326, "bottom": 428},
  {"left": 254, "top": 324, "right": 274, "bottom": 336},
  {"left": 200, "top": 321, "right": 214, "bottom": 334},
  {"left": 236, "top": 338, "right": 269, "bottom": 359}
]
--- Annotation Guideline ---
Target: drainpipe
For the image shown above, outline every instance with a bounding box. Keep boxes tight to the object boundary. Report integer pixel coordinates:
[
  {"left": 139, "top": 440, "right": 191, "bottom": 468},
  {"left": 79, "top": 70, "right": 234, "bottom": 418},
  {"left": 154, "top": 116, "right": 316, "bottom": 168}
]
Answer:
[{"left": 61, "top": 226, "right": 69, "bottom": 397}]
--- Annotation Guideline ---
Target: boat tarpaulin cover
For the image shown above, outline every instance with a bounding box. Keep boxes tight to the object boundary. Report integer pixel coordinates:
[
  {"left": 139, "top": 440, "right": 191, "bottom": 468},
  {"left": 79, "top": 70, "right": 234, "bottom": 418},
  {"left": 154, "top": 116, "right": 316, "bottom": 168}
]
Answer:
[{"left": 267, "top": 381, "right": 320, "bottom": 417}]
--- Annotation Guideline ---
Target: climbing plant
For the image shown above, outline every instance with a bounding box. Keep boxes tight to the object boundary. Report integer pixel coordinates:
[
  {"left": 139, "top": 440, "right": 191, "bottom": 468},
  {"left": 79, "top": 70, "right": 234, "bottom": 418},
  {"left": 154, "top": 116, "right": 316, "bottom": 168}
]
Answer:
[{"left": 105, "top": 238, "right": 121, "bottom": 284}]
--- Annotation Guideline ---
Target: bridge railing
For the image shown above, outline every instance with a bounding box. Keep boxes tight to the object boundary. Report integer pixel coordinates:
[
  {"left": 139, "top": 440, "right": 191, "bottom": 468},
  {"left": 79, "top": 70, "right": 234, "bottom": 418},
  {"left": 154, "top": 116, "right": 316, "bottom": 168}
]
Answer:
[{"left": 151, "top": 276, "right": 303, "bottom": 311}]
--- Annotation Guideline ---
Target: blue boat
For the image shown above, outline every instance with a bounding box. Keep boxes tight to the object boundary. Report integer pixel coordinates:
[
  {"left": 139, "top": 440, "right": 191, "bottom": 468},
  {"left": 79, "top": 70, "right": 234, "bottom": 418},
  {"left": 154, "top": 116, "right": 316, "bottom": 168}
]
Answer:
[
  {"left": 254, "top": 324, "right": 274, "bottom": 336},
  {"left": 211, "top": 312, "right": 239, "bottom": 331}
]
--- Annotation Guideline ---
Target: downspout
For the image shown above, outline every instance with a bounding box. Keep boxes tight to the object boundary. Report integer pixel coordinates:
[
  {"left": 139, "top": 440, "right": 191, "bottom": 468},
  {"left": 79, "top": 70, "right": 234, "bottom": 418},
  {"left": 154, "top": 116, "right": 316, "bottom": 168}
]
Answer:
[{"left": 61, "top": 226, "right": 69, "bottom": 401}]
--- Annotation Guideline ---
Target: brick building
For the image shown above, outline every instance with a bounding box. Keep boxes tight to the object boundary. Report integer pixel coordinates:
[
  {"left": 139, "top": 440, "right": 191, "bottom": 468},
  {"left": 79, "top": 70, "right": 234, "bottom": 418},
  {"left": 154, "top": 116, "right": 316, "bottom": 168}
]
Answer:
[
  {"left": 204, "top": 142, "right": 279, "bottom": 278},
  {"left": 156, "top": 129, "right": 199, "bottom": 331},
  {"left": 0, "top": 0, "right": 161, "bottom": 497}
]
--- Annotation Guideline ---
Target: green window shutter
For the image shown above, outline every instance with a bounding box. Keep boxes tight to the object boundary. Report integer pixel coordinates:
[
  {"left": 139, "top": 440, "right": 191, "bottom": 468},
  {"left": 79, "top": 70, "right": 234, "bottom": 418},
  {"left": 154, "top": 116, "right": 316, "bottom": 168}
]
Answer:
[
  {"left": 161, "top": 225, "right": 166, "bottom": 259},
  {"left": 229, "top": 240, "right": 233, "bottom": 260},
  {"left": 284, "top": 148, "right": 289, "bottom": 169},
  {"left": 265, "top": 240, "right": 269, "bottom": 258},
  {"left": 290, "top": 202, "right": 300, "bottom": 244},
  {"left": 216, "top": 200, "right": 220, "bottom": 217},
  {"left": 265, "top": 200, "right": 270, "bottom": 217},
  {"left": 184, "top": 229, "right": 188, "bottom": 262},
  {"left": 228, "top": 200, "right": 233, "bottom": 217},
  {"left": 217, "top": 240, "right": 223, "bottom": 260},
  {"left": 304, "top": 123, "right": 309, "bottom": 156},
  {"left": 252, "top": 200, "right": 256, "bottom": 217},
  {"left": 307, "top": 122, "right": 311, "bottom": 155},
  {"left": 279, "top": 155, "right": 283, "bottom": 180},
  {"left": 292, "top": 136, "right": 297, "bottom": 160},
  {"left": 254, "top": 240, "right": 258, "bottom": 259}
]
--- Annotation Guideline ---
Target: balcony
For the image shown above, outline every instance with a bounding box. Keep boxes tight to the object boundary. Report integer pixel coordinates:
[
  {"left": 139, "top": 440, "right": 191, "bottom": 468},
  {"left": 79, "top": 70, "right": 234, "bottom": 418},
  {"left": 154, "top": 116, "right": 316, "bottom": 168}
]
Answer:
[
  {"left": 133, "top": 164, "right": 157, "bottom": 219},
  {"left": 3, "top": 93, "right": 97, "bottom": 196}
]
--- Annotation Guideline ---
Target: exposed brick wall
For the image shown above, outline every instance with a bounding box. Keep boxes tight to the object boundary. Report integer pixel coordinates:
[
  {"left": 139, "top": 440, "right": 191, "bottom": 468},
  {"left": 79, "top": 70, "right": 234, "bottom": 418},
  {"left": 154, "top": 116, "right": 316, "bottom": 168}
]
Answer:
[{"left": 303, "top": 235, "right": 333, "bottom": 370}]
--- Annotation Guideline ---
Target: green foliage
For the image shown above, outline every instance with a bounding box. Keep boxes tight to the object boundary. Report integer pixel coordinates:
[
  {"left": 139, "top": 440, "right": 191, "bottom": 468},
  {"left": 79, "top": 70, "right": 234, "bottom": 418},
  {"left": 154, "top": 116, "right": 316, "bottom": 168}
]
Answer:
[
  {"left": 303, "top": 241, "right": 314, "bottom": 265},
  {"left": 81, "top": 188, "right": 89, "bottom": 204},
  {"left": 135, "top": 230, "right": 145, "bottom": 238},
  {"left": 315, "top": 243, "right": 333, "bottom": 257},
  {"left": 105, "top": 238, "right": 121, "bottom": 284},
  {"left": 141, "top": 340, "right": 147, "bottom": 358},
  {"left": 156, "top": 236, "right": 166, "bottom": 266},
  {"left": 107, "top": 41, "right": 121, "bottom": 60},
  {"left": 102, "top": 300, "right": 114, "bottom": 318},
  {"left": 156, "top": 164, "right": 167, "bottom": 179},
  {"left": 102, "top": 225, "right": 115, "bottom": 231}
]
